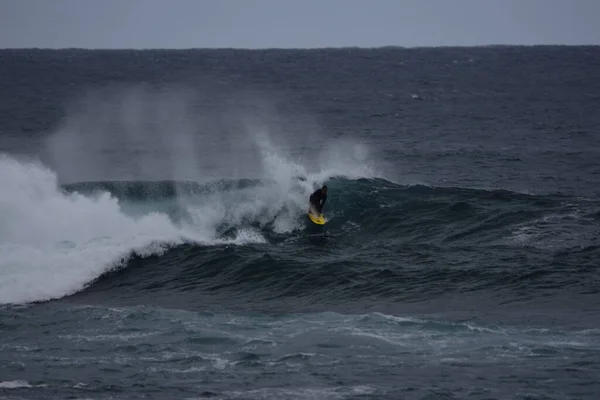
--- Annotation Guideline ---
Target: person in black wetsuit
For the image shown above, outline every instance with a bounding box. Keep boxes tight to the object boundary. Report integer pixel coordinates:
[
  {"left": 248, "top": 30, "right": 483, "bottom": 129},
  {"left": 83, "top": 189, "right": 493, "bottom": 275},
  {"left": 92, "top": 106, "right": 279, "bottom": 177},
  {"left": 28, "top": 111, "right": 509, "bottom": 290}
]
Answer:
[{"left": 309, "top": 185, "right": 328, "bottom": 214}]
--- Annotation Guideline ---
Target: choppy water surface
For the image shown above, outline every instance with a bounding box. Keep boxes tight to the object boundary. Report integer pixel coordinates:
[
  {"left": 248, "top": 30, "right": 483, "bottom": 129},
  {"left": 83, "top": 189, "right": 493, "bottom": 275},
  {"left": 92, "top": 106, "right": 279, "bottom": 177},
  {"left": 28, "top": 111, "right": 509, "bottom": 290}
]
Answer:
[{"left": 1, "top": 46, "right": 600, "bottom": 399}]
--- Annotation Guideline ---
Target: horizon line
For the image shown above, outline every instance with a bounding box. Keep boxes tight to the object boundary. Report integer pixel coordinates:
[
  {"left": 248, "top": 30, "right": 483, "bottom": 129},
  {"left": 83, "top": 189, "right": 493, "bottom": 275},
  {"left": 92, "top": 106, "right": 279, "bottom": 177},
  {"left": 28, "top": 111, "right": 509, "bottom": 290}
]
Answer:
[{"left": 1, "top": 43, "right": 599, "bottom": 51}]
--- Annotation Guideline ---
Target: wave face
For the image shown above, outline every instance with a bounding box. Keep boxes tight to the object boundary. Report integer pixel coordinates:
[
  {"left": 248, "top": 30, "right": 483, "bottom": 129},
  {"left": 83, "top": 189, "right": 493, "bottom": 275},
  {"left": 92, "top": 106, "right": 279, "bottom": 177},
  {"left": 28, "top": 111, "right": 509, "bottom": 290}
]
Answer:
[{"left": 2, "top": 154, "right": 598, "bottom": 316}]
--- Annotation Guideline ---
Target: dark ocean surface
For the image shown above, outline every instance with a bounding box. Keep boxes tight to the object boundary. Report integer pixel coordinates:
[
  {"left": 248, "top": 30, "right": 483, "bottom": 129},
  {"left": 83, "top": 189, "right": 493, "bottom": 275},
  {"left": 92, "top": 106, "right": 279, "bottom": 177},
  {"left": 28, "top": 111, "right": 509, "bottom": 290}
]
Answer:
[{"left": 1, "top": 46, "right": 600, "bottom": 399}]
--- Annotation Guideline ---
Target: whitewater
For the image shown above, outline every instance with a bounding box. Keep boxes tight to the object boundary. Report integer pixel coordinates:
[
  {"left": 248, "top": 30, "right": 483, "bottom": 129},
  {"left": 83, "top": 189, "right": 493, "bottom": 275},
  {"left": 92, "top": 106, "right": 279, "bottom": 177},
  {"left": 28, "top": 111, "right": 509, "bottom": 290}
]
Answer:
[{"left": 0, "top": 133, "right": 375, "bottom": 304}]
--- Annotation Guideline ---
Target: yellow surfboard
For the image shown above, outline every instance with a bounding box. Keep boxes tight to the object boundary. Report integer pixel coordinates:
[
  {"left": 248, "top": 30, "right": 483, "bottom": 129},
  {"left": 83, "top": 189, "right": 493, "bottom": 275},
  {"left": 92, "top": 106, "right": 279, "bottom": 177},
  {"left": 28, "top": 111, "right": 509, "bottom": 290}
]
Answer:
[{"left": 308, "top": 209, "right": 326, "bottom": 225}]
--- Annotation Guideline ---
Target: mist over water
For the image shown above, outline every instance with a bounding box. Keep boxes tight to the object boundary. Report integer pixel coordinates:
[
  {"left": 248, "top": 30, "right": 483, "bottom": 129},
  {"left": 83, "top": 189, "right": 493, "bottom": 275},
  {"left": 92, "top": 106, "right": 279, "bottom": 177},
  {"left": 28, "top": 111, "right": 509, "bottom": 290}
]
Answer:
[
  {"left": 1, "top": 86, "right": 376, "bottom": 305},
  {"left": 41, "top": 86, "right": 373, "bottom": 184}
]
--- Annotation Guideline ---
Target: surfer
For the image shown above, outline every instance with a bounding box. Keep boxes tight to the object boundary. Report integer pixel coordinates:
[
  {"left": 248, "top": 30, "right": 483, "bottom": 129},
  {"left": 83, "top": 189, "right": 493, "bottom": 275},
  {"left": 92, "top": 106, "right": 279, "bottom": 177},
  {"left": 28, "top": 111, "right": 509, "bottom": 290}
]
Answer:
[{"left": 309, "top": 185, "right": 327, "bottom": 214}]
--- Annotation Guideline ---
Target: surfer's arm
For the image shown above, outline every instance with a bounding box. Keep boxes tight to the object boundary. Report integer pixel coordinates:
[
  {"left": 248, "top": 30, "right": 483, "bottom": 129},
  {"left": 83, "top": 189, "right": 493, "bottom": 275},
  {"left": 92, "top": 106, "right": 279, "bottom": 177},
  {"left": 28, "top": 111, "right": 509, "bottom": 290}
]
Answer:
[{"left": 319, "top": 196, "right": 327, "bottom": 212}]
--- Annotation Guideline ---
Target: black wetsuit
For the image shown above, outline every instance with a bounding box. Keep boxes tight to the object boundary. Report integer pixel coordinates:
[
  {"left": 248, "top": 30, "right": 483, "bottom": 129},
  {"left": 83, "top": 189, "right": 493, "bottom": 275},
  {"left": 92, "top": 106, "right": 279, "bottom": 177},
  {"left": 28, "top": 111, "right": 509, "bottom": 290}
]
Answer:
[{"left": 309, "top": 189, "right": 327, "bottom": 213}]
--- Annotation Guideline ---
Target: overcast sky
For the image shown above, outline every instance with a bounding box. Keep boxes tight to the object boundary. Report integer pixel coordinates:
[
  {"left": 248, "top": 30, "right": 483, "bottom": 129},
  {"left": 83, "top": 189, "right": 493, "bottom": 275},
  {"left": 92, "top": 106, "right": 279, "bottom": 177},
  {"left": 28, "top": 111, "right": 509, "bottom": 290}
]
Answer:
[{"left": 1, "top": 0, "right": 599, "bottom": 49}]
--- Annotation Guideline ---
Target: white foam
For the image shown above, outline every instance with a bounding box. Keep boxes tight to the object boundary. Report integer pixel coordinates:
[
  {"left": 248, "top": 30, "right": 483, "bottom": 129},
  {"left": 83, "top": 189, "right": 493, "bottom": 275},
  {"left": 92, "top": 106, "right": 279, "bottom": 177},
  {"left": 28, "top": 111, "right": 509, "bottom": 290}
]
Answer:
[
  {"left": 0, "top": 380, "right": 35, "bottom": 388},
  {"left": 175, "top": 134, "right": 376, "bottom": 238},
  {"left": 507, "top": 210, "right": 597, "bottom": 250},
  {"left": 224, "top": 385, "right": 377, "bottom": 400},
  {"left": 0, "top": 154, "right": 201, "bottom": 304},
  {"left": 58, "top": 331, "right": 160, "bottom": 342}
]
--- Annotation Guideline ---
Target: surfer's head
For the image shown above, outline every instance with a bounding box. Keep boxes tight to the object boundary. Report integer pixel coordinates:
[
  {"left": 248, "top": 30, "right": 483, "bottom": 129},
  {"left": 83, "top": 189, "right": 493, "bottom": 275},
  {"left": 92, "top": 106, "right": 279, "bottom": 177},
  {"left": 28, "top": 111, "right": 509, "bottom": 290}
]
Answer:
[{"left": 322, "top": 185, "right": 327, "bottom": 194}]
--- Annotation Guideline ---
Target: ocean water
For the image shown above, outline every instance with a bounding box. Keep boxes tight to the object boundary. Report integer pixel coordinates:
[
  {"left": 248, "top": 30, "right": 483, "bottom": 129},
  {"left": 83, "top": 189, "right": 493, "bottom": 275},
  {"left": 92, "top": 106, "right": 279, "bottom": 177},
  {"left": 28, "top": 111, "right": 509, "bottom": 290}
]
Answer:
[{"left": 1, "top": 46, "right": 600, "bottom": 399}]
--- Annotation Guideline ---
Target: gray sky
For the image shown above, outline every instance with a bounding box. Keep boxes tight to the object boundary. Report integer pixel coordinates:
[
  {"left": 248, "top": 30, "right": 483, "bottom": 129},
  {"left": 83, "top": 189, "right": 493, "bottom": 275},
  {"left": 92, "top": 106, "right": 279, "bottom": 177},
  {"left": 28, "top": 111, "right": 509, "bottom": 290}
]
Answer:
[{"left": 1, "top": 0, "right": 599, "bottom": 49}]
